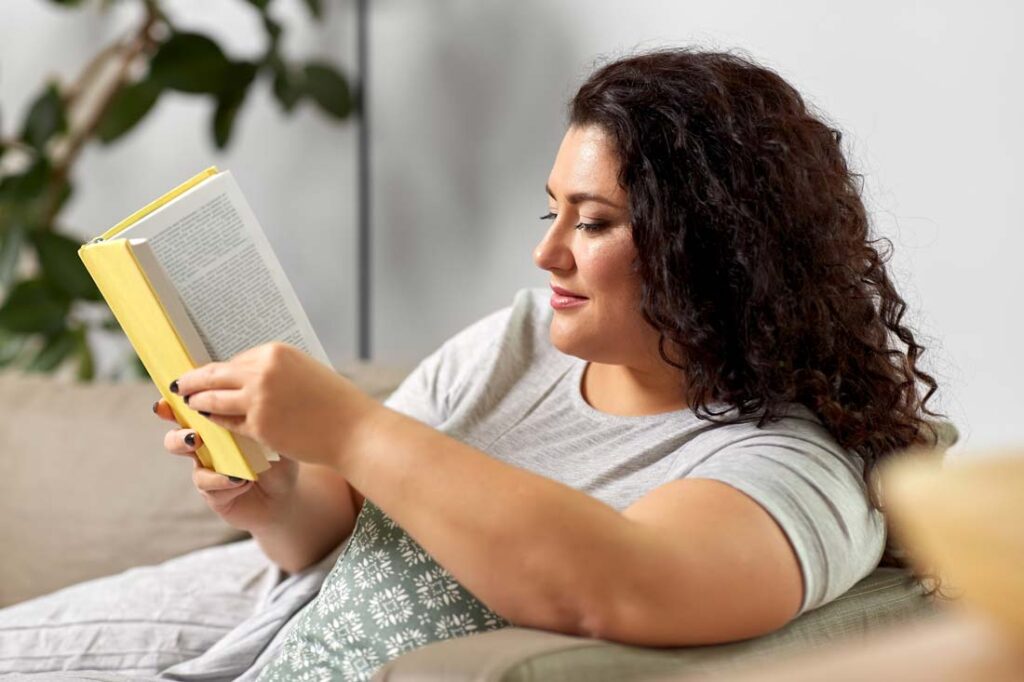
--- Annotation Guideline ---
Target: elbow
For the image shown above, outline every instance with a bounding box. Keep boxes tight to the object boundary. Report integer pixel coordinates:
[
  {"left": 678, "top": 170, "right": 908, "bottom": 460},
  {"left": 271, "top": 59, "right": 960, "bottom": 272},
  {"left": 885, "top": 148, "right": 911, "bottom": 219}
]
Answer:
[
  {"left": 489, "top": 553, "right": 605, "bottom": 637},
  {"left": 573, "top": 591, "right": 629, "bottom": 641},
  {"left": 530, "top": 581, "right": 620, "bottom": 641}
]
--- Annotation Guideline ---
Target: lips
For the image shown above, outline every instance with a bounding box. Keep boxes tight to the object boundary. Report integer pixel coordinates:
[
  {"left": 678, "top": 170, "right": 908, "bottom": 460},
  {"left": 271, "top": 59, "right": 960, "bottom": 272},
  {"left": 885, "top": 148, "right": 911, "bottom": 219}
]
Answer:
[{"left": 551, "top": 285, "right": 587, "bottom": 299}]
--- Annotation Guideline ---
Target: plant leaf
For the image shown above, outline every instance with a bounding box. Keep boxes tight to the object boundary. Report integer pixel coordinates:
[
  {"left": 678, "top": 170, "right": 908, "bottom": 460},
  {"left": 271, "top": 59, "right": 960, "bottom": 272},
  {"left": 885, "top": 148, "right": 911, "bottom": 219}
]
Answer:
[
  {"left": 32, "top": 230, "right": 101, "bottom": 300},
  {"left": 149, "top": 32, "right": 232, "bottom": 94},
  {"left": 262, "top": 13, "right": 282, "bottom": 43},
  {"left": 50, "top": 179, "right": 74, "bottom": 215},
  {"left": 0, "top": 156, "right": 51, "bottom": 204},
  {"left": 260, "top": 14, "right": 282, "bottom": 65},
  {"left": 0, "top": 278, "right": 70, "bottom": 334},
  {"left": 212, "top": 61, "right": 257, "bottom": 149},
  {"left": 271, "top": 58, "right": 303, "bottom": 112},
  {"left": 302, "top": 0, "right": 323, "bottom": 20},
  {"left": 0, "top": 222, "right": 26, "bottom": 286},
  {"left": 0, "top": 328, "right": 28, "bottom": 368},
  {"left": 98, "top": 78, "right": 162, "bottom": 144},
  {"left": 73, "top": 325, "right": 94, "bottom": 381},
  {"left": 27, "top": 327, "right": 77, "bottom": 372},
  {"left": 302, "top": 62, "right": 351, "bottom": 119},
  {"left": 21, "top": 83, "right": 67, "bottom": 150}
]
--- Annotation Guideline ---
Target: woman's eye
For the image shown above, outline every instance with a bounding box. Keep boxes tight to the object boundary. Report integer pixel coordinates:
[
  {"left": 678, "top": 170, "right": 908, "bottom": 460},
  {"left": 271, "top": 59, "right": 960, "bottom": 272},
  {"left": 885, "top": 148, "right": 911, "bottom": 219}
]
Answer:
[{"left": 538, "top": 212, "right": 606, "bottom": 233}]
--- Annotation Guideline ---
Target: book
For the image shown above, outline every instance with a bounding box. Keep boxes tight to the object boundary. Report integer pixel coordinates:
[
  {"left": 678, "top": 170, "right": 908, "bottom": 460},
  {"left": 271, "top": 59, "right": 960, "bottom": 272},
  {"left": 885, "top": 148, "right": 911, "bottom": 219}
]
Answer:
[{"left": 78, "top": 167, "right": 332, "bottom": 481}]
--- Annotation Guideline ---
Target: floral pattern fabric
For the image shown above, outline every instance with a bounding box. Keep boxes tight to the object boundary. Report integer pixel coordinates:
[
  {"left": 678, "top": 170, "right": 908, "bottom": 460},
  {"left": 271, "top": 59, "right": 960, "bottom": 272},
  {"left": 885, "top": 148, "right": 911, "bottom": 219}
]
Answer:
[{"left": 257, "top": 500, "right": 510, "bottom": 681}]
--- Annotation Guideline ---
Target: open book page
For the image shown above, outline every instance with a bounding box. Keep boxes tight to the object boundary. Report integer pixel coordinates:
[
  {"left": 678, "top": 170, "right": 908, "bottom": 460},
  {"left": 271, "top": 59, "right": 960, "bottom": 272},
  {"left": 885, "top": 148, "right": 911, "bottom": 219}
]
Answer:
[
  {"left": 128, "top": 239, "right": 212, "bottom": 368},
  {"left": 117, "top": 171, "right": 332, "bottom": 369},
  {"left": 130, "top": 238, "right": 277, "bottom": 467}
]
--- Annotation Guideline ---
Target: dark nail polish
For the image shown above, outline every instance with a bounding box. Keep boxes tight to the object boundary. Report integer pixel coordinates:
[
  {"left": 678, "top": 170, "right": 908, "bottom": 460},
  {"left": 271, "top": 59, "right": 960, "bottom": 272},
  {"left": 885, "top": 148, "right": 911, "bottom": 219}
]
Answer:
[
  {"left": 183, "top": 394, "right": 190, "bottom": 405},
  {"left": 169, "top": 380, "right": 179, "bottom": 394},
  {"left": 184, "top": 432, "right": 196, "bottom": 447},
  {"left": 200, "top": 410, "right": 210, "bottom": 417},
  {"left": 228, "top": 476, "right": 243, "bottom": 483},
  {"left": 152, "top": 401, "right": 159, "bottom": 414}
]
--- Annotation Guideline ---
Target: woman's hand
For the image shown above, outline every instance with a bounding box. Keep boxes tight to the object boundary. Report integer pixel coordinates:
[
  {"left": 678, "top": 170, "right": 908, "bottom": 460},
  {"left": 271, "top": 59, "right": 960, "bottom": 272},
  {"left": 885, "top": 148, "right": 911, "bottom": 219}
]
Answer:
[
  {"left": 170, "top": 342, "right": 380, "bottom": 471},
  {"left": 154, "top": 399, "right": 301, "bottom": 533}
]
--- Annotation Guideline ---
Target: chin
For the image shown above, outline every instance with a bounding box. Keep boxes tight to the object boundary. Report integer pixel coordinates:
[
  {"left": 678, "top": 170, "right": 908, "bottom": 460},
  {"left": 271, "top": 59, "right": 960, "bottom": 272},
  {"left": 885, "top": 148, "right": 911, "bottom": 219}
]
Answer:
[
  {"left": 548, "top": 325, "right": 600, "bottom": 362},
  {"left": 548, "top": 325, "right": 581, "bottom": 357}
]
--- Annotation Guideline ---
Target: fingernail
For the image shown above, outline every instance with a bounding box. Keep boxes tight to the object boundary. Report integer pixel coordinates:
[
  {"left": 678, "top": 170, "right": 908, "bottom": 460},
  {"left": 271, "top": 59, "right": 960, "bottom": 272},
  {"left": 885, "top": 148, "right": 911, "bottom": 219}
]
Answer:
[
  {"left": 169, "top": 380, "right": 179, "bottom": 394},
  {"left": 183, "top": 394, "right": 190, "bottom": 405},
  {"left": 184, "top": 432, "right": 196, "bottom": 447},
  {"left": 199, "top": 410, "right": 211, "bottom": 417},
  {"left": 152, "top": 401, "right": 159, "bottom": 414},
  {"left": 227, "top": 476, "right": 243, "bottom": 483}
]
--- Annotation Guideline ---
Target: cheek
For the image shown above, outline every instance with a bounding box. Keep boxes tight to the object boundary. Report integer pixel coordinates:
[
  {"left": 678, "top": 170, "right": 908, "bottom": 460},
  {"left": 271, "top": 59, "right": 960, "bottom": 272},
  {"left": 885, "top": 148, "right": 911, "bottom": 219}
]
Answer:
[{"left": 578, "top": 235, "right": 640, "bottom": 289}]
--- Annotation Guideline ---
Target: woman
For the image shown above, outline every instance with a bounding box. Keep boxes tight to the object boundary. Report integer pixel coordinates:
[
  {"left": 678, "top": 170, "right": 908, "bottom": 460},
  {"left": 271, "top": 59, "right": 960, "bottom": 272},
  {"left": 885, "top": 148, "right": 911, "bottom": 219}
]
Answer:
[{"left": 0, "top": 47, "right": 942, "bottom": 680}]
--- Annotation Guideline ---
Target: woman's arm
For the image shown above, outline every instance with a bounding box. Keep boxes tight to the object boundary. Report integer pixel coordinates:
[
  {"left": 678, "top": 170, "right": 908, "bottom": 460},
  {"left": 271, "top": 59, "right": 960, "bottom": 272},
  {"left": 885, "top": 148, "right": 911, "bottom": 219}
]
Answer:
[
  {"left": 339, "top": 406, "right": 802, "bottom": 645},
  {"left": 251, "top": 462, "right": 360, "bottom": 575},
  {"left": 175, "top": 343, "right": 803, "bottom": 645}
]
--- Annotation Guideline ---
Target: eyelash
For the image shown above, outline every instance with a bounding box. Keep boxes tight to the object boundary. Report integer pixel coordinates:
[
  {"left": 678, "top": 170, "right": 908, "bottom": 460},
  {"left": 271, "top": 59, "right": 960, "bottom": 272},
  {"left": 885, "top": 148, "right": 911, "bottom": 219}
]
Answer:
[{"left": 539, "top": 212, "right": 606, "bottom": 233}]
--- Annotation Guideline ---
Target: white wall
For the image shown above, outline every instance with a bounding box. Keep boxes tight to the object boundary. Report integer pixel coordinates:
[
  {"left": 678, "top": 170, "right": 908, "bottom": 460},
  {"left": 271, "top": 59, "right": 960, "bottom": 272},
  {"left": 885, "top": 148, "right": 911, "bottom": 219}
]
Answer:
[
  {"left": 368, "top": 0, "right": 1023, "bottom": 453},
  {"left": 3, "top": 1, "right": 1021, "bottom": 452}
]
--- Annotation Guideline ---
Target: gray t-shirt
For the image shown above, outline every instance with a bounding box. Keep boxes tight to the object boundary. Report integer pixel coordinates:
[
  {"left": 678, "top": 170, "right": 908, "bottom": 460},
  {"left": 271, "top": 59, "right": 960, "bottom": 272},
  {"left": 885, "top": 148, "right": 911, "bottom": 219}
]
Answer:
[{"left": 383, "top": 287, "right": 885, "bottom": 617}]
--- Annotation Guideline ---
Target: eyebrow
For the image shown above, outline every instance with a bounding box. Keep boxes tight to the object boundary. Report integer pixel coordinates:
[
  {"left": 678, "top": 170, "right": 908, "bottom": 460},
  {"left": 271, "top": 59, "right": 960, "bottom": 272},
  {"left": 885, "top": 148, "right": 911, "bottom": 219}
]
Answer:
[{"left": 545, "top": 183, "right": 623, "bottom": 210}]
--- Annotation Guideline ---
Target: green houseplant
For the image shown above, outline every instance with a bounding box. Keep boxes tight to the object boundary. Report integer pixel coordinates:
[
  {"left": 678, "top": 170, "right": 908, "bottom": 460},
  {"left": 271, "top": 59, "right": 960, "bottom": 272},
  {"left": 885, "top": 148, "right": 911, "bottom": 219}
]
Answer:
[{"left": 0, "top": 0, "right": 353, "bottom": 380}]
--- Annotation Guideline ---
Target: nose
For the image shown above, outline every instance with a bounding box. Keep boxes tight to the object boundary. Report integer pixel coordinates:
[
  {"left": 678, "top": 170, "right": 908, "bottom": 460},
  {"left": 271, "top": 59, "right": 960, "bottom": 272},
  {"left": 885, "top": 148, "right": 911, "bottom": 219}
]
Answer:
[{"left": 532, "top": 221, "right": 575, "bottom": 273}]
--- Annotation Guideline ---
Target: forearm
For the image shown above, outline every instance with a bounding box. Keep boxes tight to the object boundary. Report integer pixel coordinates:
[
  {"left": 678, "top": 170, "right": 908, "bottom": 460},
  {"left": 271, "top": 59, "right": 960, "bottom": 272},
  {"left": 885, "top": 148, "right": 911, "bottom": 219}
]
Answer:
[
  {"left": 338, "top": 407, "right": 640, "bottom": 634},
  {"left": 252, "top": 463, "right": 359, "bottom": 575}
]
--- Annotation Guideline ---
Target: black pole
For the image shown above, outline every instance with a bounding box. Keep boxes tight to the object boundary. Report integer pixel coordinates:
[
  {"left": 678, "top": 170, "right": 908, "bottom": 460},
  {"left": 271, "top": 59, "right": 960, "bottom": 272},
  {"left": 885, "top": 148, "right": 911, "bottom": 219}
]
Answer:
[{"left": 356, "top": 0, "right": 371, "bottom": 360}]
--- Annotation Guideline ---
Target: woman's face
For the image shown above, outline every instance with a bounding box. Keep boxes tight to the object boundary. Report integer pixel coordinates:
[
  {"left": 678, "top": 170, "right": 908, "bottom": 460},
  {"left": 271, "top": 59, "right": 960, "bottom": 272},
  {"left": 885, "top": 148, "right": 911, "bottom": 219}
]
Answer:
[{"left": 534, "top": 125, "right": 661, "bottom": 367}]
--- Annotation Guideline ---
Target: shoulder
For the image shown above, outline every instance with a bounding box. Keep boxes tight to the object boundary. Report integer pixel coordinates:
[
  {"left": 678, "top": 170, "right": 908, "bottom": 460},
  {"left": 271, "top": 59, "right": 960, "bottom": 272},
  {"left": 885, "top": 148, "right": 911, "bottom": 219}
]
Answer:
[
  {"left": 689, "top": 403, "right": 866, "bottom": 478},
  {"left": 682, "top": 404, "right": 885, "bottom": 615},
  {"left": 383, "top": 288, "right": 555, "bottom": 426}
]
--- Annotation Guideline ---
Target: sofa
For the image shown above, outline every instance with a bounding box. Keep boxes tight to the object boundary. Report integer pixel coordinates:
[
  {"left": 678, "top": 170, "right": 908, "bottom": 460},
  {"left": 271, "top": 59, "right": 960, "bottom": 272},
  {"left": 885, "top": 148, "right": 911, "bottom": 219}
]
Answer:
[{"left": 0, "top": 365, "right": 958, "bottom": 680}]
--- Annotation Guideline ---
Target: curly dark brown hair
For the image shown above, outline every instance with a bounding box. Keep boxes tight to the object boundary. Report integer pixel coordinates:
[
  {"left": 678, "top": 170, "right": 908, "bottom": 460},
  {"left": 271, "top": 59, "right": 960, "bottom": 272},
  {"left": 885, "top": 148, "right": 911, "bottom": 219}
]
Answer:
[{"left": 570, "top": 47, "right": 947, "bottom": 582}]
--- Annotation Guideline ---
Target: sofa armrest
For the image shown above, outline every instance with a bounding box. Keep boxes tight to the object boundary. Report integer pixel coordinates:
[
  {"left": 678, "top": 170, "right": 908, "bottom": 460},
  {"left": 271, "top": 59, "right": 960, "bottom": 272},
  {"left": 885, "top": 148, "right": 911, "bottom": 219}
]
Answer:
[{"left": 373, "top": 567, "right": 941, "bottom": 682}]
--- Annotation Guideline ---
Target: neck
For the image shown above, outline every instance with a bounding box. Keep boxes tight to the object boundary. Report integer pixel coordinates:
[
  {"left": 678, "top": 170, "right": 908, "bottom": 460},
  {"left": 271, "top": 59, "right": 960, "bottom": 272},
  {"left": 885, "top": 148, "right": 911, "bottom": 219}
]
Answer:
[{"left": 581, "top": 360, "right": 689, "bottom": 417}]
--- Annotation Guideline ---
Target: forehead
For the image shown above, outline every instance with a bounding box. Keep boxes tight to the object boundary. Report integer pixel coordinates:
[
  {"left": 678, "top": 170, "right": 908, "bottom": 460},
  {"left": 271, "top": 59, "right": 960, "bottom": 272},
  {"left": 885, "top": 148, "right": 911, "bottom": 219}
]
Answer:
[{"left": 548, "top": 125, "right": 623, "bottom": 198}]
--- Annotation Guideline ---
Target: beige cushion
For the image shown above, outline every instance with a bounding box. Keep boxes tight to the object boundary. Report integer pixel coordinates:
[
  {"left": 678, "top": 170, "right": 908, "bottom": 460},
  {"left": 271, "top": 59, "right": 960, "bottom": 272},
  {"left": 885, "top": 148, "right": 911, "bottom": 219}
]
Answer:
[
  {"left": 0, "top": 363, "right": 411, "bottom": 609},
  {"left": 374, "top": 568, "right": 939, "bottom": 682}
]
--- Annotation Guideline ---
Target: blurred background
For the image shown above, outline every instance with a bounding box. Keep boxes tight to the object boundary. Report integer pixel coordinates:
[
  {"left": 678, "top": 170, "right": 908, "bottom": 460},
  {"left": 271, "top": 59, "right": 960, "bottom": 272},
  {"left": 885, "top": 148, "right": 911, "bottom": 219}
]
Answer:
[{"left": 1, "top": 0, "right": 1021, "bottom": 452}]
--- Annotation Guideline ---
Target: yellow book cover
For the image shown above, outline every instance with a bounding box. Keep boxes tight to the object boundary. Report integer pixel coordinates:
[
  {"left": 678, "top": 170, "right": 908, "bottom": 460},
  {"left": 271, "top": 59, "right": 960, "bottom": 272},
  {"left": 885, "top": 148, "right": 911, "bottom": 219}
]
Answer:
[
  {"left": 79, "top": 240, "right": 264, "bottom": 480},
  {"left": 78, "top": 167, "right": 271, "bottom": 481}
]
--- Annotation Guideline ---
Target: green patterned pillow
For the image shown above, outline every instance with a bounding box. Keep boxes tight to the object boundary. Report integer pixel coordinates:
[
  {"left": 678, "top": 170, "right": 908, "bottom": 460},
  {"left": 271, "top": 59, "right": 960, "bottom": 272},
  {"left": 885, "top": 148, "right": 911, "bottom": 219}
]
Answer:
[{"left": 257, "top": 499, "right": 511, "bottom": 681}]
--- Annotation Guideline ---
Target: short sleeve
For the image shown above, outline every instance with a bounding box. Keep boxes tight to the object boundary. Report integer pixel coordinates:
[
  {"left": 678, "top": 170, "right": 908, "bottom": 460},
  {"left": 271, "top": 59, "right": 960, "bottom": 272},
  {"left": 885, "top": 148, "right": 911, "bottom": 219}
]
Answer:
[
  {"left": 686, "top": 428, "right": 886, "bottom": 617},
  {"left": 382, "top": 304, "right": 513, "bottom": 428}
]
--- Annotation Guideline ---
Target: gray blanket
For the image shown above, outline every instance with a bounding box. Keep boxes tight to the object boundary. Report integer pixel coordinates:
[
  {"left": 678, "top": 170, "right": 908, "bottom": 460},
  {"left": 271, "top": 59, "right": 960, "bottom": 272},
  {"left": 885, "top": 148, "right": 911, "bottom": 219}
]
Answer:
[{"left": 0, "top": 538, "right": 346, "bottom": 680}]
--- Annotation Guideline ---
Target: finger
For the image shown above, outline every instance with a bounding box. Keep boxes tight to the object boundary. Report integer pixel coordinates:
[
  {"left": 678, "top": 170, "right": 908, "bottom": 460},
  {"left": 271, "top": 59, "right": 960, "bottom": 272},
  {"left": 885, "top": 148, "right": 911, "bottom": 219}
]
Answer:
[
  {"left": 173, "top": 361, "right": 243, "bottom": 398},
  {"left": 205, "top": 412, "right": 247, "bottom": 433},
  {"left": 164, "top": 428, "right": 203, "bottom": 455},
  {"left": 193, "top": 465, "right": 252, "bottom": 492},
  {"left": 184, "top": 388, "right": 247, "bottom": 416},
  {"left": 152, "top": 398, "right": 180, "bottom": 424},
  {"left": 201, "top": 483, "right": 254, "bottom": 513}
]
